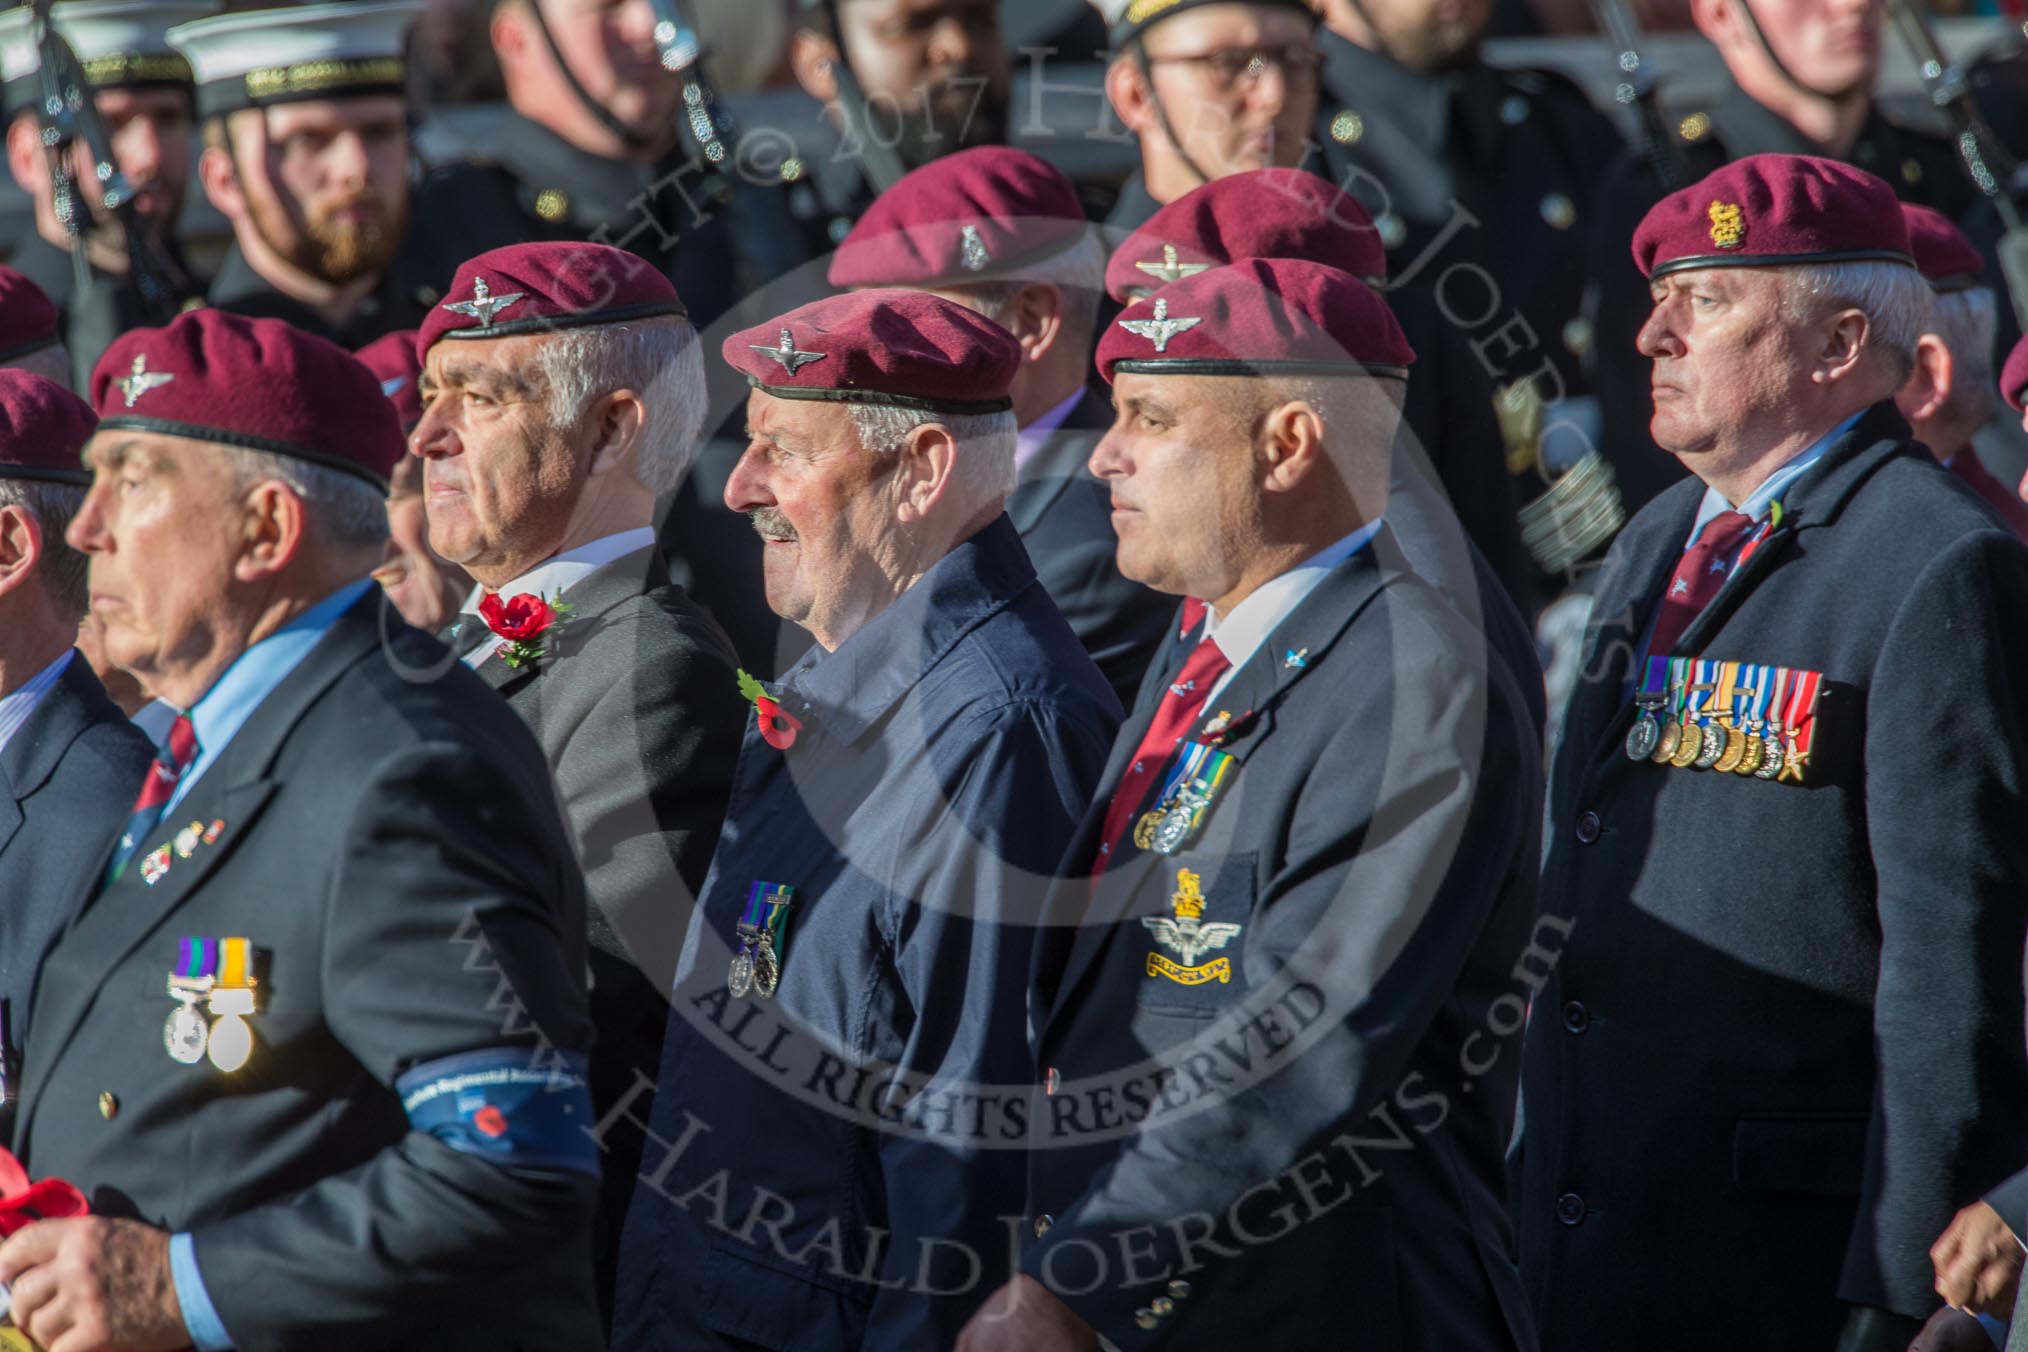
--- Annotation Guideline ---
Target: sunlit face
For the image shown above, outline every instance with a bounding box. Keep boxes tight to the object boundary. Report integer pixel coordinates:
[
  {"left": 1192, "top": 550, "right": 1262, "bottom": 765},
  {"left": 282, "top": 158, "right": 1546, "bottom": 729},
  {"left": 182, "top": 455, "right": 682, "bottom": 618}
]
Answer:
[
  {"left": 90, "top": 86, "right": 194, "bottom": 236},
  {"left": 721, "top": 390, "right": 908, "bottom": 646},
  {"left": 1088, "top": 372, "right": 1261, "bottom": 599},
  {"left": 65, "top": 432, "right": 247, "bottom": 697},
  {"left": 413, "top": 333, "right": 591, "bottom": 585},
  {"left": 1638, "top": 268, "right": 1816, "bottom": 460},
  {"left": 230, "top": 96, "right": 411, "bottom": 284},
  {"left": 373, "top": 454, "right": 467, "bottom": 630},
  {"left": 838, "top": 0, "right": 1010, "bottom": 164},
  {"left": 1717, "top": 0, "right": 1881, "bottom": 98},
  {"left": 1138, "top": 5, "right": 1318, "bottom": 179},
  {"left": 526, "top": 0, "right": 682, "bottom": 140}
]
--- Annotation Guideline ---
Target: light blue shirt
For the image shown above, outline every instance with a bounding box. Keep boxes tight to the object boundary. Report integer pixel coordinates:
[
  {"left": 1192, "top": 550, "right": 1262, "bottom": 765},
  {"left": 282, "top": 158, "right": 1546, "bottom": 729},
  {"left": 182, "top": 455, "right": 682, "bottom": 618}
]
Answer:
[
  {"left": 1685, "top": 410, "right": 1863, "bottom": 546},
  {"left": 165, "top": 577, "right": 371, "bottom": 1352},
  {"left": 0, "top": 650, "right": 71, "bottom": 756}
]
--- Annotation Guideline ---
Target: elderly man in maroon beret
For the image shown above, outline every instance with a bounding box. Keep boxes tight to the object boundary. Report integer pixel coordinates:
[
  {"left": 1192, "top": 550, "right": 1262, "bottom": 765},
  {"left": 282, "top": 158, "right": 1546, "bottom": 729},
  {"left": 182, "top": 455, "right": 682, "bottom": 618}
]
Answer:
[
  {"left": 1521, "top": 153, "right": 2028, "bottom": 1352},
  {"left": 412, "top": 240, "right": 746, "bottom": 1324},
  {"left": 831, "top": 146, "right": 1171, "bottom": 711},
  {"left": 610, "top": 288, "right": 1120, "bottom": 1352},
  {"left": 0, "top": 371, "right": 153, "bottom": 1111},
  {"left": 0, "top": 308, "right": 603, "bottom": 1351},
  {"left": 961, "top": 257, "right": 1540, "bottom": 1352}
]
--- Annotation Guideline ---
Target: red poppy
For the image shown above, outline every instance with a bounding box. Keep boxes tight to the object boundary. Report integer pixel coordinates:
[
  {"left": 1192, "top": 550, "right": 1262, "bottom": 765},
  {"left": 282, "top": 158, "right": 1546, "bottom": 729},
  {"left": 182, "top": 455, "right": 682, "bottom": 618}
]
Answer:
[
  {"left": 755, "top": 696, "right": 803, "bottom": 751},
  {"left": 479, "top": 591, "right": 556, "bottom": 642},
  {"left": 473, "top": 1105, "right": 509, "bottom": 1139}
]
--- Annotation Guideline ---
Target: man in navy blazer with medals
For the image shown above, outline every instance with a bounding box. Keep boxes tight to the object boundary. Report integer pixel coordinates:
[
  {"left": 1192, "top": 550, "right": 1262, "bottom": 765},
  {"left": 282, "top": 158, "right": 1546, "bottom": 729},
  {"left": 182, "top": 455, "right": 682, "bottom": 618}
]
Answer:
[
  {"left": 608, "top": 290, "right": 1120, "bottom": 1351},
  {"left": 960, "top": 258, "right": 1542, "bottom": 1351},
  {"left": 0, "top": 372, "right": 152, "bottom": 1103},
  {"left": 0, "top": 310, "right": 602, "bottom": 1352},
  {"left": 1519, "top": 154, "right": 2028, "bottom": 1352},
  {"left": 413, "top": 239, "right": 746, "bottom": 1324},
  {"left": 828, "top": 146, "right": 1173, "bottom": 714}
]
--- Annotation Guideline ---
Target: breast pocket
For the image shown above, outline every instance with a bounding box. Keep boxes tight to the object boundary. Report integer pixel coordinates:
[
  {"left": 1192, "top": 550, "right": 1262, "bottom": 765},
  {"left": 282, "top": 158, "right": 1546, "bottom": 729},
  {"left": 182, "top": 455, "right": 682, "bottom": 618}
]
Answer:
[{"left": 1133, "top": 851, "right": 1258, "bottom": 1017}]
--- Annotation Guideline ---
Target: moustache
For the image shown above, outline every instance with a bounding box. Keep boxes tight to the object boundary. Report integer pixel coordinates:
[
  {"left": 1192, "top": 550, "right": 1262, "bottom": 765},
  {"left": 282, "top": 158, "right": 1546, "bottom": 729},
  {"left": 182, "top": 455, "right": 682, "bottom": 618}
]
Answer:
[{"left": 748, "top": 507, "right": 798, "bottom": 542}]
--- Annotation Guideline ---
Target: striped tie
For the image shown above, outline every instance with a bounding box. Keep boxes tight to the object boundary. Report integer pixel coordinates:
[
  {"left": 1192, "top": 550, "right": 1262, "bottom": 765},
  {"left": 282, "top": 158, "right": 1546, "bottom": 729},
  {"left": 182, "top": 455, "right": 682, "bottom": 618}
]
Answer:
[{"left": 104, "top": 714, "right": 198, "bottom": 886}]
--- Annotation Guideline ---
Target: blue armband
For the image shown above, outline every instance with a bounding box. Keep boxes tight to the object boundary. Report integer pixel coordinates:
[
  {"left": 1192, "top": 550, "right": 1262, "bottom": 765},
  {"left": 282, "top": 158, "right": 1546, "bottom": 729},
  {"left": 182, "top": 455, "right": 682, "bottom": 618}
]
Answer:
[{"left": 395, "top": 1046, "right": 598, "bottom": 1175}]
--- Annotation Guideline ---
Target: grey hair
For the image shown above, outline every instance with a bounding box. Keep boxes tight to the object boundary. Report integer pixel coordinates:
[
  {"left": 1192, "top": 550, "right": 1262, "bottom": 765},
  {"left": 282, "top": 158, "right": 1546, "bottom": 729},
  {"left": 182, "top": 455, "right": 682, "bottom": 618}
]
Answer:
[
  {"left": 530, "top": 317, "right": 706, "bottom": 497},
  {"left": 223, "top": 448, "right": 390, "bottom": 553},
  {"left": 1780, "top": 261, "right": 1932, "bottom": 384},
  {"left": 940, "top": 232, "right": 1107, "bottom": 343},
  {"left": 1925, "top": 286, "right": 2001, "bottom": 427},
  {"left": 845, "top": 403, "right": 1019, "bottom": 506},
  {"left": 0, "top": 479, "right": 86, "bottom": 618}
]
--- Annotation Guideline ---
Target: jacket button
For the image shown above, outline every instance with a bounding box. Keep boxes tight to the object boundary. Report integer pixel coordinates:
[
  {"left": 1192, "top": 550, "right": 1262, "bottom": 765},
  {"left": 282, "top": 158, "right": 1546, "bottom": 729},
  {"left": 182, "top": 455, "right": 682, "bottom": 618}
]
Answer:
[
  {"left": 1168, "top": 1279, "right": 1191, "bottom": 1299},
  {"left": 1033, "top": 1214, "right": 1053, "bottom": 1237},
  {"left": 1556, "top": 1192, "right": 1585, "bottom": 1226},
  {"left": 1136, "top": 1309, "right": 1159, "bottom": 1330},
  {"left": 97, "top": 1091, "right": 117, "bottom": 1120},
  {"left": 1043, "top": 1067, "right": 1060, "bottom": 1096},
  {"left": 1574, "top": 811, "right": 1601, "bottom": 844},
  {"left": 1561, "top": 1001, "right": 1590, "bottom": 1034}
]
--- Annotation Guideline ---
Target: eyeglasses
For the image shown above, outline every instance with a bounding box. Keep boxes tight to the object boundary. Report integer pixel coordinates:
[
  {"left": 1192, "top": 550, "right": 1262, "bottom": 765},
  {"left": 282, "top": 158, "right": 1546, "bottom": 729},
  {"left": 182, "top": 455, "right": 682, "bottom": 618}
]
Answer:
[{"left": 1143, "top": 45, "right": 1324, "bottom": 90}]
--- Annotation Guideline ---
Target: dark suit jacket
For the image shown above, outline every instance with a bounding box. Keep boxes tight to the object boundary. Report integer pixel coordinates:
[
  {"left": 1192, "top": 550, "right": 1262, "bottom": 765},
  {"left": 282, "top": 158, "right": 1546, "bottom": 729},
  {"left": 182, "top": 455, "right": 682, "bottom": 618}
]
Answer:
[
  {"left": 16, "top": 594, "right": 602, "bottom": 1351},
  {"left": 1008, "top": 387, "right": 1174, "bottom": 712},
  {"left": 0, "top": 654, "right": 152, "bottom": 1062},
  {"left": 453, "top": 545, "right": 745, "bottom": 1318},
  {"left": 1521, "top": 405, "right": 2028, "bottom": 1347},
  {"left": 1024, "top": 530, "right": 1541, "bottom": 1351}
]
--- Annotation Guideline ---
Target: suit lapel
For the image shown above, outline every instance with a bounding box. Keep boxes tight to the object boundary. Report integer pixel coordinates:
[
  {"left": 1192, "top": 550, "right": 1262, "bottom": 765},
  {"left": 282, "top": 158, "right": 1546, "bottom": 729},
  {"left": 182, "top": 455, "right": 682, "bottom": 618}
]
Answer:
[
  {"left": 473, "top": 546, "right": 664, "bottom": 696},
  {"left": 1567, "top": 492, "right": 1698, "bottom": 779},
  {"left": 0, "top": 656, "right": 120, "bottom": 860}
]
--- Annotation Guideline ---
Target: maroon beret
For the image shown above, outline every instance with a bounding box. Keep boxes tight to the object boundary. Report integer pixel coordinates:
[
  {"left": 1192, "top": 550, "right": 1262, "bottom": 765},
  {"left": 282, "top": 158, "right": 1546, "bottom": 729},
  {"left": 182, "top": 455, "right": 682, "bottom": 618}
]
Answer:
[
  {"left": 0, "top": 266, "right": 61, "bottom": 364},
  {"left": 90, "top": 309, "right": 403, "bottom": 489},
  {"left": 354, "top": 328, "right": 423, "bottom": 432},
  {"left": 2002, "top": 334, "right": 2028, "bottom": 412},
  {"left": 0, "top": 371, "right": 94, "bottom": 485},
  {"left": 1097, "top": 257, "right": 1413, "bottom": 383},
  {"left": 1900, "top": 203, "right": 1985, "bottom": 293},
  {"left": 829, "top": 146, "right": 1088, "bottom": 291},
  {"left": 419, "top": 242, "right": 686, "bottom": 355},
  {"left": 723, "top": 289, "right": 1021, "bottom": 415},
  {"left": 1106, "top": 168, "right": 1384, "bottom": 303},
  {"left": 1632, "top": 153, "right": 1913, "bottom": 281}
]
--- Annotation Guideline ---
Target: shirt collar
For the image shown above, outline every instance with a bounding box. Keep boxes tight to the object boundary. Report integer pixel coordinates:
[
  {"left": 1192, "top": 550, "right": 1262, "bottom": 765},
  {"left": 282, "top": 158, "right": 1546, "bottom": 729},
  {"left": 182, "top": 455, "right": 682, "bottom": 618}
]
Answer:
[
  {"left": 1688, "top": 410, "right": 1863, "bottom": 544},
  {"left": 1201, "top": 519, "right": 1384, "bottom": 673},
  {"left": 461, "top": 527, "right": 658, "bottom": 617},
  {"left": 174, "top": 580, "right": 372, "bottom": 805},
  {"left": 1014, "top": 387, "right": 1089, "bottom": 473},
  {"left": 0, "top": 649, "right": 73, "bottom": 757}
]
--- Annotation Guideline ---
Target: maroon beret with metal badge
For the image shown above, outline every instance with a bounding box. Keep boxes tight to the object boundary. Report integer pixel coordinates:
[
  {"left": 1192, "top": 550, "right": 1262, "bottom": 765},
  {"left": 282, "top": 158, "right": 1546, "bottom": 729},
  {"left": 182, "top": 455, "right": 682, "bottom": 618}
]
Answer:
[
  {"left": 419, "top": 241, "right": 687, "bottom": 355},
  {"left": 1632, "top": 153, "right": 1913, "bottom": 280},
  {"left": 0, "top": 370, "right": 95, "bottom": 484},
  {"left": 1900, "top": 202, "right": 1986, "bottom": 294},
  {"left": 0, "top": 266, "right": 62, "bottom": 363},
  {"left": 354, "top": 328, "right": 422, "bottom": 432},
  {"left": 89, "top": 308, "right": 403, "bottom": 489},
  {"left": 723, "top": 289, "right": 1021, "bottom": 414},
  {"left": 828, "top": 146, "right": 1089, "bottom": 290},
  {"left": 1106, "top": 168, "right": 1386, "bottom": 304},
  {"left": 2001, "top": 334, "right": 2028, "bottom": 411},
  {"left": 1096, "top": 257, "right": 1414, "bottom": 383}
]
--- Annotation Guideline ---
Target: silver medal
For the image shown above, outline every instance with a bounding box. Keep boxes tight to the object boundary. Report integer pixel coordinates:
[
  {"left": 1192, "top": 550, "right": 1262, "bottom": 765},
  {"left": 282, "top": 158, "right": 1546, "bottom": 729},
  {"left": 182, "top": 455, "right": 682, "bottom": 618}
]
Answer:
[
  {"left": 1624, "top": 712, "right": 1661, "bottom": 761},
  {"left": 164, "top": 1001, "right": 209, "bottom": 1064},
  {"left": 727, "top": 949, "right": 755, "bottom": 998}
]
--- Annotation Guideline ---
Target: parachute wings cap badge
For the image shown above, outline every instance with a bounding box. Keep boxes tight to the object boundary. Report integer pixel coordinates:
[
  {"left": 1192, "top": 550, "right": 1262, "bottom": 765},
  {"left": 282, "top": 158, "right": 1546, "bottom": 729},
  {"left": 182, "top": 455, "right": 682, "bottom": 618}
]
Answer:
[
  {"left": 752, "top": 328, "right": 827, "bottom": 375},
  {"left": 1143, "top": 867, "right": 1243, "bottom": 984},
  {"left": 441, "top": 276, "right": 525, "bottom": 327},
  {"left": 1118, "top": 298, "right": 1203, "bottom": 354},
  {"left": 116, "top": 355, "right": 173, "bottom": 408},
  {"left": 960, "top": 224, "right": 991, "bottom": 272},
  {"left": 1708, "top": 200, "right": 1745, "bottom": 250},
  {"left": 1136, "top": 244, "right": 1210, "bottom": 285}
]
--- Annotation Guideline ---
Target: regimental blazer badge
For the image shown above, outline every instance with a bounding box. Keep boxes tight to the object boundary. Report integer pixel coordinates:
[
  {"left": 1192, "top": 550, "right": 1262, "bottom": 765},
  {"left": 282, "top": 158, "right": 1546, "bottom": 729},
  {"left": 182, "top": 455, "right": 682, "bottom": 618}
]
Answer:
[{"left": 1143, "top": 868, "right": 1242, "bottom": 986}]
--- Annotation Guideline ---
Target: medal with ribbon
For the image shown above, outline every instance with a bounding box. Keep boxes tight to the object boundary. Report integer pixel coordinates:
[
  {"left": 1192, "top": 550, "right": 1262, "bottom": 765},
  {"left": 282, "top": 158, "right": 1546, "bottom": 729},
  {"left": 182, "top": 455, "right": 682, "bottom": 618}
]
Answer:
[
  {"left": 1624, "top": 657, "right": 1669, "bottom": 761},
  {"left": 1776, "top": 666, "right": 1822, "bottom": 783},
  {"left": 1729, "top": 664, "right": 1772, "bottom": 776},
  {"left": 1133, "top": 740, "right": 1236, "bottom": 855},
  {"left": 163, "top": 937, "right": 258, "bottom": 1071},
  {"left": 728, "top": 882, "right": 795, "bottom": 1000}
]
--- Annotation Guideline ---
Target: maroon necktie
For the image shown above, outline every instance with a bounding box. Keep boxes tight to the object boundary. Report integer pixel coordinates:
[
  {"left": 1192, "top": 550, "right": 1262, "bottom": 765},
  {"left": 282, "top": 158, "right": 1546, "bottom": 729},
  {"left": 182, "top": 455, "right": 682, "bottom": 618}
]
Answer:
[
  {"left": 104, "top": 714, "right": 198, "bottom": 887},
  {"left": 1647, "top": 510, "right": 1757, "bottom": 658},
  {"left": 1092, "top": 636, "right": 1232, "bottom": 875}
]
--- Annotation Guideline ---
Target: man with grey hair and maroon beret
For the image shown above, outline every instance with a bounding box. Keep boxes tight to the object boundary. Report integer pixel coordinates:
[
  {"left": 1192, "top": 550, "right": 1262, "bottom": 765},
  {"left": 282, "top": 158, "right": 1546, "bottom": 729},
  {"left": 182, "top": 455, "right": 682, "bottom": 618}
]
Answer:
[
  {"left": 0, "top": 308, "right": 602, "bottom": 1351},
  {"left": 611, "top": 288, "right": 1119, "bottom": 1352},
  {"left": 414, "top": 240, "right": 746, "bottom": 1324},
  {"left": 1522, "top": 153, "right": 2028, "bottom": 1352}
]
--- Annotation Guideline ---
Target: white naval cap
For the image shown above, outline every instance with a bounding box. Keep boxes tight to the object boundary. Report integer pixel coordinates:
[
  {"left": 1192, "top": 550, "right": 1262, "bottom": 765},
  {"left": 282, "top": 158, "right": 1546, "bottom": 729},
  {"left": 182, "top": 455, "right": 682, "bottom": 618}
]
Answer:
[
  {"left": 166, "top": 0, "right": 418, "bottom": 119},
  {"left": 0, "top": 1, "right": 218, "bottom": 117}
]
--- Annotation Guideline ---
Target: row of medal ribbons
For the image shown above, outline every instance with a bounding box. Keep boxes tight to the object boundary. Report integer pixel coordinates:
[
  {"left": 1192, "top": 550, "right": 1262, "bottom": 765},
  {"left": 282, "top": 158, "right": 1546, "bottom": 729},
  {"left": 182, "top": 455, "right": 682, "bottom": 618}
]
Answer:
[{"left": 1622, "top": 656, "right": 1823, "bottom": 784}]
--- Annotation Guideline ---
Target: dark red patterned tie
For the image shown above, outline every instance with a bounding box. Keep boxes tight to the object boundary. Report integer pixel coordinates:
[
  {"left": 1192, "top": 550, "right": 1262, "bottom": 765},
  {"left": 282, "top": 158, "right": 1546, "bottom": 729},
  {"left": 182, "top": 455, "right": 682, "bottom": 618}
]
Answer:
[
  {"left": 1092, "top": 637, "right": 1232, "bottom": 875},
  {"left": 1647, "top": 510, "right": 1756, "bottom": 658},
  {"left": 104, "top": 714, "right": 198, "bottom": 886}
]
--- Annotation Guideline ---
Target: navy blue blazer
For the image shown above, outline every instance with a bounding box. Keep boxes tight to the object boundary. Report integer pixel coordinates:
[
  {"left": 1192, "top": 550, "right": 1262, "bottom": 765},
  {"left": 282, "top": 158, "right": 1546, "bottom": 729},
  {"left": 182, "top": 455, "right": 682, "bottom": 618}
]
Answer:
[
  {"left": 1023, "top": 530, "right": 1542, "bottom": 1351},
  {"left": 0, "top": 654, "right": 152, "bottom": 1065},
  {"left": 610, "top": 515, "right": 1121, "bottom": 1352}
]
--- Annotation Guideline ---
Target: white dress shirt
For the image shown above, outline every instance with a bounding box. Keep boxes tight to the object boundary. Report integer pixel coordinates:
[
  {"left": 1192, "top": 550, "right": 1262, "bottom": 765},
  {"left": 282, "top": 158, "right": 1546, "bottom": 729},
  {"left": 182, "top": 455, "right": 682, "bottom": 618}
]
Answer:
[
  {"left": 461, "top": 527, "right": 657, "bottom": 668},
  {"left": 1199, "top": 520, "right": 1384, "bottom": 704}
]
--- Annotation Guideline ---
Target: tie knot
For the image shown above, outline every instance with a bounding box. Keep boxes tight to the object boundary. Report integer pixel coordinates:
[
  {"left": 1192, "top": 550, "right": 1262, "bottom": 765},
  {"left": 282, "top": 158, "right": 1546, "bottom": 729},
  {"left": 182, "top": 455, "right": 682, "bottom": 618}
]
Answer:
[
  {"left": 1697, "top": 510, "right": 1757, "bottom": 554},
  {"left": 163, "top": 714, "right": 199, "bottom": 770}
]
